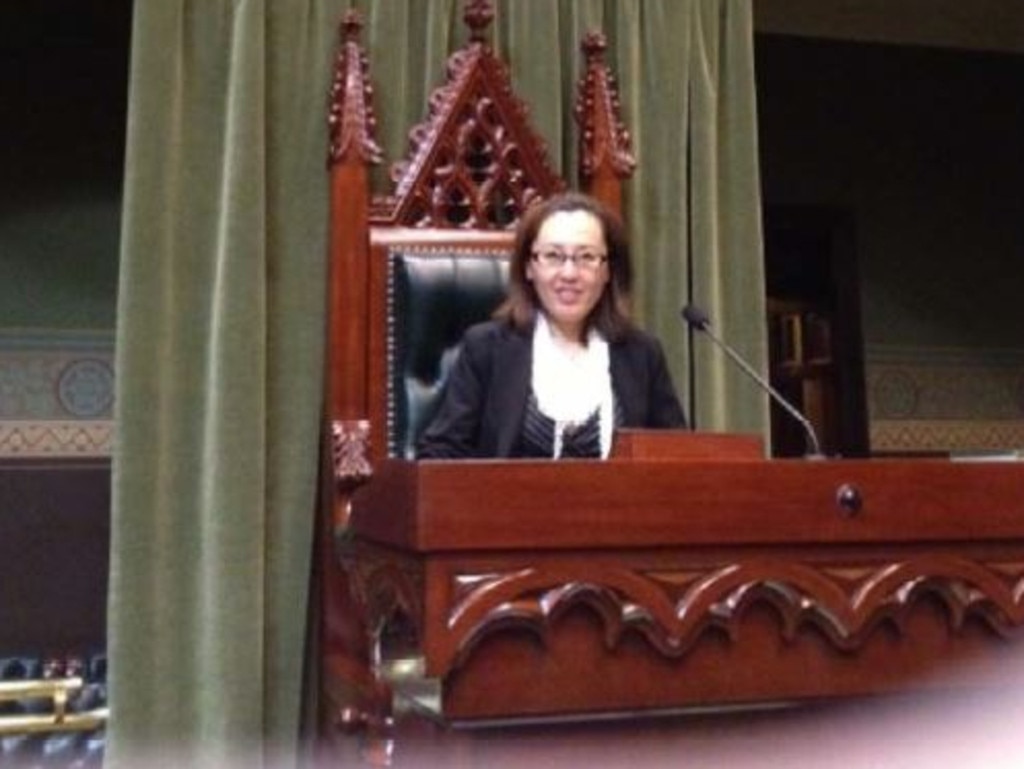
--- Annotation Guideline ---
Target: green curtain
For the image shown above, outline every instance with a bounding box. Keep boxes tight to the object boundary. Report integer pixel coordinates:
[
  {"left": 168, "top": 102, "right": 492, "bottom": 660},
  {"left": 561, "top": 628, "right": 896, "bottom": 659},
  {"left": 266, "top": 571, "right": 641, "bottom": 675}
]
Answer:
[
  {"left": 108, "top": 1, "right": 763, "bottom": 767},
  {"left": 108, "top": 1, "right": 341, "bottom": 766},
  {"left": 684, "top": 0, "right": 767, "bottom": 433}
]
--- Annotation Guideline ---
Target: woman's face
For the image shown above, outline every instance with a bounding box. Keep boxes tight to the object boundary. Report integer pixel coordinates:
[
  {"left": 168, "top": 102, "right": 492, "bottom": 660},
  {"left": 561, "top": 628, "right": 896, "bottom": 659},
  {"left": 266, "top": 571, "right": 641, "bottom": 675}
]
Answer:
[{"left": 525, "top": 209, "right": 610, "bottom": 341}]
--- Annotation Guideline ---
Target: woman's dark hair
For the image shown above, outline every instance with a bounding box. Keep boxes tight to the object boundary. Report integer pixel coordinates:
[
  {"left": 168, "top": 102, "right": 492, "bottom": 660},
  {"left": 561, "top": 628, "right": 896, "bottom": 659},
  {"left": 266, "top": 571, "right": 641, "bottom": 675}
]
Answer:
[{"left": 494, "top": 192, "right": 633, "bottom": 342}]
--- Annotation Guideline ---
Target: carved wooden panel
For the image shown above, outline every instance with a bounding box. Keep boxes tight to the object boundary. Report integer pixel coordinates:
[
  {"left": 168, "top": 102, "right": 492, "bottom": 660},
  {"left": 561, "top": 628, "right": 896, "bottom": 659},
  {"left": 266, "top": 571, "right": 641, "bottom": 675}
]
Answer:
[
  {"left": 343, "top": 549, "right": 1024, "bottom": 682},
  {"left": 371, "top": 3, "right": 565, "bottom": 228},
  {"left": 437, "top": 554, "right": 1024, "bottom": 674}
]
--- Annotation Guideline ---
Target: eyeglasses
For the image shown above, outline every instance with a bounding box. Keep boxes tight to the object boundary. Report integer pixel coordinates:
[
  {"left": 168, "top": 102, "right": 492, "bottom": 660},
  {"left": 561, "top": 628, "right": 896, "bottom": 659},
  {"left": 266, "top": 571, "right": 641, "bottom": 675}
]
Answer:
[{"left": 531, "top": 249, "right": 608, "bottom": 271}]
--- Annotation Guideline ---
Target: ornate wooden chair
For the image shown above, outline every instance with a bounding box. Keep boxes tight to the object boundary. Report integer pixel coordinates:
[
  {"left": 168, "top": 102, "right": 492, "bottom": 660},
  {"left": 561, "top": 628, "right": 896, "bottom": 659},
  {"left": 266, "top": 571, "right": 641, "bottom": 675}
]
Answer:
[
  {"left": 319, "top": 0, "right": 635, "bottom": 743},
  {"left": 325, "top": 4, "right": 633, "bottom": 473}
]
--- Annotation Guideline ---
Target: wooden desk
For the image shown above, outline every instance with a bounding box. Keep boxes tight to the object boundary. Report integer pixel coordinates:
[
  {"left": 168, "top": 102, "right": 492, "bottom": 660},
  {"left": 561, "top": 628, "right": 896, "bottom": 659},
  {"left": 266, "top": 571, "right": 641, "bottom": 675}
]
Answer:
[{"left": 323, "top": 444, "right": 1024, "bottom": 729}]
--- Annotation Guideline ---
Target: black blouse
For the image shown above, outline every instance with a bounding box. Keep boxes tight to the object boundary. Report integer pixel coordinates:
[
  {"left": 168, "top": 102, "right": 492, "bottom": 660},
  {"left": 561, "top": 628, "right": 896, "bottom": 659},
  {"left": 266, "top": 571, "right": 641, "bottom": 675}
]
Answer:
[{"left": 515, "top": 391, "right": 604, "bottom": 458}]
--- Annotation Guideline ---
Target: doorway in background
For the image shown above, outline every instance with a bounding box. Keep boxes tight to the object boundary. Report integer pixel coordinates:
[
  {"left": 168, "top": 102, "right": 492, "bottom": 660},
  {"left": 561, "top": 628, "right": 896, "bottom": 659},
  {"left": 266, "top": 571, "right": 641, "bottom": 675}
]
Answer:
[{"left": 763, "top": 206, "right": 869, "bottom": 458}]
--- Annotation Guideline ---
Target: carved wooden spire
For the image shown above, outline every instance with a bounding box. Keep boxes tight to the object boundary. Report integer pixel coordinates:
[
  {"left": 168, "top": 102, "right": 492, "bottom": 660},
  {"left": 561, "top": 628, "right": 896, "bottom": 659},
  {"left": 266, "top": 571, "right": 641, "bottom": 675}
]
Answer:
[
  {"left": 575, "top": 31, "right": 636, "bottom": 215},
  {"left": 328, "top": 10, "right": 383, "bottom": 166},
  {"left": 326, "top": 9, "right": 380, "bottom": 492},
  {"left": 375, "top": 0, "right": 565, "bottom": 228},
  {"left": 463, "top": 0, "right": 495, "bottom": 42}
]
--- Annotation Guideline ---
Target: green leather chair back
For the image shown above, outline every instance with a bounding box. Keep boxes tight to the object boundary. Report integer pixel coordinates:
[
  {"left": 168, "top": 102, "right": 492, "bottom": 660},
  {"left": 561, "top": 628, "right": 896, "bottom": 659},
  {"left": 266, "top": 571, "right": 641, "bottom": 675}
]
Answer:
[{"left": 387, "top": 249, "right": 510, "bottom": 459}]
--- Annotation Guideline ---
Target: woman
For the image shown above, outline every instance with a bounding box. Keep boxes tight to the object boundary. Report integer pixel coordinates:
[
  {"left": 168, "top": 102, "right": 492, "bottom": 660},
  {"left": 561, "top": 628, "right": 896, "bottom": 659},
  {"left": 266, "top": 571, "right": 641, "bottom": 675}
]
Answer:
[{"left": 416, "top": 192, "right": 687, "bottom": 459}]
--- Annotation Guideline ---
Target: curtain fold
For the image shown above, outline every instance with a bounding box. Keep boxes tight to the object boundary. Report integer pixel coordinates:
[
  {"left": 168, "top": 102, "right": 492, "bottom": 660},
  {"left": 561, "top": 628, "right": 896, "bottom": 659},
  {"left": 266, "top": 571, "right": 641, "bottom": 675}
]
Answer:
[
  {"left": 108, "top": 1, "right": 337, "bottom": 766},
  {"left": 108, "top": 1, "right": 763, "bottom": 766},
  {"left": 687, "top": 0, "right": 767, "bottom": 432}
]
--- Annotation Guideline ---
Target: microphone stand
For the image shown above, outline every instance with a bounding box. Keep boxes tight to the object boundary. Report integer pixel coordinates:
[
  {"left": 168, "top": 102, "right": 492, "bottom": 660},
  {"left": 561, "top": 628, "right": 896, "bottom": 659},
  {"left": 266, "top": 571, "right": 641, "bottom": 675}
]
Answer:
[{"left": 682, "top": 306, "right": 826, "bottom": 460}]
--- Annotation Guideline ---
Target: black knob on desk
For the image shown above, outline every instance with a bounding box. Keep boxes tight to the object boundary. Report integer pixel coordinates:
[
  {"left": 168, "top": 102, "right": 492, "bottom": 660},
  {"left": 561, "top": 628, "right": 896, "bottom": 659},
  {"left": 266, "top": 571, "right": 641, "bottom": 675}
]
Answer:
[{"left": 836, "top": 483, "right": 862, "bottom": 517}]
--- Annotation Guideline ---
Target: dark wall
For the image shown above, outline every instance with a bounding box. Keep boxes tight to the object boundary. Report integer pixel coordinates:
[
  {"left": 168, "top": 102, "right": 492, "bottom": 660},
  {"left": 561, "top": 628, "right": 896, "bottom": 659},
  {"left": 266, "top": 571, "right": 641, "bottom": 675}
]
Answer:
[
  {"left": 0, "top": 2, "right": 131, "bottom": 328},
  {"left": 756, "top": 34, "right": 1024, "bottom": 351},
  {"left": 0, "top": 460, "right": 111, "bottom": 654},
  {"left": 0, "top": 3, "right": 128, "bottom": 658}
]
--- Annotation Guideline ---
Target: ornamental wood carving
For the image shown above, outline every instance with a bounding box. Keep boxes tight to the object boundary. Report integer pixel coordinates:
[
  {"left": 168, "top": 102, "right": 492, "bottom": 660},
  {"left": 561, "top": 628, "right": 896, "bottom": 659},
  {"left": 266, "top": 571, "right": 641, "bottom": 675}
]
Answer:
[
  {"left": 330, "top": 419, "right": 372, "bottom": 486},
  {"left": 346, "top": 550, "right": 425, "bottom": 631},
  {"left": 576, "top": 31, "right": 636, "bottom": 213},
  {"left": 348, "top": 553, "right": 1024, "bottom": 678},
  {"left": 328, "top": 11, "right": 383, "bottom": 167},
  {"left": 372, "top": 1, "right": 565, "bottom": 228},
  {"left": 325, "top": 10, "right": 381, "bottom": 436}
]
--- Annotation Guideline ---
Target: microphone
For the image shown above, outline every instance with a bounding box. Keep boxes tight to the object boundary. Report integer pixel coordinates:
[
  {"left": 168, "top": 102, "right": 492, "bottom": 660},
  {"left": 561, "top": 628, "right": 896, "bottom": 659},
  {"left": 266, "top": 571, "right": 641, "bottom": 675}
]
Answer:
[{"left": 681, "top": 304, "right": 825, "bottom": 460}]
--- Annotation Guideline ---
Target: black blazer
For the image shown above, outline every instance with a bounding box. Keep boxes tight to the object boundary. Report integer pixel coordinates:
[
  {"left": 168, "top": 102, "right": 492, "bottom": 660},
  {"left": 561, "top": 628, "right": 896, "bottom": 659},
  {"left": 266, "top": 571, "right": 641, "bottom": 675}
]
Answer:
[{"left": 417, "top": 320, "right": 687, "bottom": 458}]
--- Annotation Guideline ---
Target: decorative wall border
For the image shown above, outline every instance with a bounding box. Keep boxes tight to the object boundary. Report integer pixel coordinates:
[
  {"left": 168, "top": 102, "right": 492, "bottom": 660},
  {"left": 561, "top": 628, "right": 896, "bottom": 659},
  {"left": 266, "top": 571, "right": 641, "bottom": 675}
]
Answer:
[
  {"left": 871, "top": 419, "right": 1024, "bottom": 455},
  {"left": 0, "top": 329, "right": 115, "bottom": 420},
  {"left": 0, "top": 330, "right": 115, "bottom": 458},
  {"left": 0, "top": 420, "right": 114, "bottom": 458},
  {"left": 866, "top": 344, "right": 1024, "bottom": 453}
]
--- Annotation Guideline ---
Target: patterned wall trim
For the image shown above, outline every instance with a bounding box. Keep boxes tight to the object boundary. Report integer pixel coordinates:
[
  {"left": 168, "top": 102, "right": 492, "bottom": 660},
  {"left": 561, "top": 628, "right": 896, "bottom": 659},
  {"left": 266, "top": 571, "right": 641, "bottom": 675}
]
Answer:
[
  {"left": 866, "top": 344, "right": 1024, "bottom": 453},
  {"left": 0, "top": 329, "right": 115, "bottom": 421},
  {"left": 0, "top": 420, "right": 114, "bottom": 457},
  {"left": 871, "top": 419, "right": 1024, "bottom": 454}
]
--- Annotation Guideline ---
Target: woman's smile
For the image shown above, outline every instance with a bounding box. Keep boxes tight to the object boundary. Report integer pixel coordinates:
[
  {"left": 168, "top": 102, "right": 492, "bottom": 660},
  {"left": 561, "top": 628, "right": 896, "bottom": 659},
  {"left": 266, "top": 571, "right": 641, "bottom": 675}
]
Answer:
[{"left": 526, "top": 210, "right": 609, "bottom": 341}]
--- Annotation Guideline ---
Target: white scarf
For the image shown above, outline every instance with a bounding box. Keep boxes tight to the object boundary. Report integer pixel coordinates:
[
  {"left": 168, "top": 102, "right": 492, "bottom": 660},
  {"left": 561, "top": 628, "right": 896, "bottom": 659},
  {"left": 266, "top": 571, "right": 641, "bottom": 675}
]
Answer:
[{"left": 531, "top": 314, "right": 614, "bottom": 458}]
